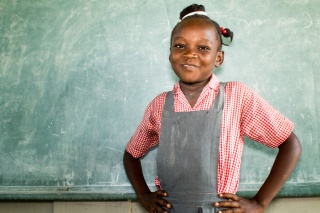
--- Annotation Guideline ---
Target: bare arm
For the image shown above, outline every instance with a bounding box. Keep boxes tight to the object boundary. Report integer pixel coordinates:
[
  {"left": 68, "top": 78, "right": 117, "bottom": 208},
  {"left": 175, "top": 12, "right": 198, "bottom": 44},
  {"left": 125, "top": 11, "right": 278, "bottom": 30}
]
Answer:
[
  {"left": 123, "top": 150, "right": 171, "bottom": 213},
  {"left": 215, "top": 132, "right": 302, "bottom": 212},
  {"left": 123, "top": 150, "right": 150, "bottom": 198},
  {"left": 253, "top": 131, "right": 302, "bottom": 207}
]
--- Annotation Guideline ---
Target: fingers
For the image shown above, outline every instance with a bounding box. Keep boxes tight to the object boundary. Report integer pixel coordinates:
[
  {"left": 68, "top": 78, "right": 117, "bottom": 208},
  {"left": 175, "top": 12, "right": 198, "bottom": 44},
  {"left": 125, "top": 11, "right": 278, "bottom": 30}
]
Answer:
[
  {"left": 214, "top": 200, "right": 240, "bottom": 209},
  {"left": 217, "top": 209, "right": 241, "bottom": 213},
  {"left": 141, "top": 190, "right": 172, "bottom": 213},
  {"left": 156, "top": 197, "right": 172, "bottom": 209},
  {"left": 214, "top": 194, "right": 262, "bottom": 213},
  {"left": 148, "top": 200, "right": 170, "bottom": 213},
  {"left": 219, "top": 193, "right": 239, "bottom": 201},
  {"left": 214, "top": 193, "right": 241, "bottom": 212},
  {"left": 154, "top": 190, "right": 171, "bottom": 212},
  {"left": 151, "top": 203, "right": 168, "bottom": 213},
  {"left": 155, "top": 190, "right": 171, "bottom": 208},
  {"left": 156, "top": 190, "right": 169, "bottom": 197}
]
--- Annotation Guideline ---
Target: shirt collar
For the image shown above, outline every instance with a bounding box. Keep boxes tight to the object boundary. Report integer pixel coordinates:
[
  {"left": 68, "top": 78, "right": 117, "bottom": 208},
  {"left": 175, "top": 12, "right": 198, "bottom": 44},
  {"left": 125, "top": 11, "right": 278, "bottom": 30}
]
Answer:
[{"left": 173, "top": 74, "right": 220, "bottom": 94}]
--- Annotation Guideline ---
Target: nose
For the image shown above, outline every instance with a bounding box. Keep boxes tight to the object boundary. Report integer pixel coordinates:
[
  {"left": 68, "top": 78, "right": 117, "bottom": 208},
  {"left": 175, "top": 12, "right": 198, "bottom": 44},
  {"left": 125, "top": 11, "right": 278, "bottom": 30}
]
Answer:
[{"left": 183, "top": 48, "right": 198, "bottom": 58}]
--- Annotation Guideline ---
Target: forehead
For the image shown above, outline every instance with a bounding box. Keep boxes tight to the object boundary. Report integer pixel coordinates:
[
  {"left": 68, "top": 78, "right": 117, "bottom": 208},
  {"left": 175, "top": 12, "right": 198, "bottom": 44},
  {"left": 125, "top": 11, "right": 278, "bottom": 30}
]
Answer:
[{"left": 172, "top": 19, "right": 219, "bottom": 42}]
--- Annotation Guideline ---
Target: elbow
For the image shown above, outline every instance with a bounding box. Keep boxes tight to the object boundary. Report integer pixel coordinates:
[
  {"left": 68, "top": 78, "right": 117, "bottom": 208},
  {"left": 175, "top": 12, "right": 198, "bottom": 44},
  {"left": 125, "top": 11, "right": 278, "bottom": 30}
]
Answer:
[
  {"left": 280, "top": 132, "right": 302, "bottom": 159},
  {"left": 295, "top": 139, "right": 302, "bottom": 159},
  {"left": 291, "top": 132, "right": 302, "bottom": 158},
  {"left": 123, "top": 150, "right": 132, "bottom": 164}
]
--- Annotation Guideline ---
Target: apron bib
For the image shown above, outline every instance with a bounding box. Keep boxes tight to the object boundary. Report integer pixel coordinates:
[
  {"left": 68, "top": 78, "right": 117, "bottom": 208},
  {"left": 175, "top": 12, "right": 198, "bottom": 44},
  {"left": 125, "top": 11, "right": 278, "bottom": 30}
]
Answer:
[{"left": 157, "top": 83, "right": 226, "bottom": 213}]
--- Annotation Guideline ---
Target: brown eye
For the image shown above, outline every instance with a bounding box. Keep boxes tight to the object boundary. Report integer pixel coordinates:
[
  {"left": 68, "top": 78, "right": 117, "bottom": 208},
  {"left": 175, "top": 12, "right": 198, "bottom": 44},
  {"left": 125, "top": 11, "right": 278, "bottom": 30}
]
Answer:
[
  {"left": 173, "top": 44, "right": 185, "bottom": 49},
  {"left": 199, "top": 46, "right": 210, "bottom": 50}
]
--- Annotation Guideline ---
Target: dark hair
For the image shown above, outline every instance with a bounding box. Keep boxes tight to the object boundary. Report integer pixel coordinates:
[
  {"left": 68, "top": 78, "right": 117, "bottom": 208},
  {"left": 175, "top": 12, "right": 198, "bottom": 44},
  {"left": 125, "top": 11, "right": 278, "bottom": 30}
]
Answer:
[{"left": 171, "top": 4, "right": 233, "bottom": 49}]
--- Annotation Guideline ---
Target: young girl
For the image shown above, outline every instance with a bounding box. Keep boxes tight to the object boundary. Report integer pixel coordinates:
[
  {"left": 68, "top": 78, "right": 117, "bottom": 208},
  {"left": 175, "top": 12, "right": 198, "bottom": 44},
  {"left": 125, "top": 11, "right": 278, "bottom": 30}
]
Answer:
[{"left": 123, "top": 4, "right": 302, "bottom": 213}]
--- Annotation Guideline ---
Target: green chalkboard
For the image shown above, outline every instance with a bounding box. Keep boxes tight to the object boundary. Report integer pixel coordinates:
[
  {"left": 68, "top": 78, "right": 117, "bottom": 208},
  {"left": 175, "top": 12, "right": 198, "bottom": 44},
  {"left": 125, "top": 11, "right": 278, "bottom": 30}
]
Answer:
[{"left": 0, "top": 0, "right": 319, "bottom": 200}]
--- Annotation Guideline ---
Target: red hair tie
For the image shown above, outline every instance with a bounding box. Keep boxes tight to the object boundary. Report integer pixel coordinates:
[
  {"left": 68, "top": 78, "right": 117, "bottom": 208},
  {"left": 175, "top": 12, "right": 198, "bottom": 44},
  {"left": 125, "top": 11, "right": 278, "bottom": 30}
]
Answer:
[{"left": 221, "top": 27, "right": 227, "bottom": 35}]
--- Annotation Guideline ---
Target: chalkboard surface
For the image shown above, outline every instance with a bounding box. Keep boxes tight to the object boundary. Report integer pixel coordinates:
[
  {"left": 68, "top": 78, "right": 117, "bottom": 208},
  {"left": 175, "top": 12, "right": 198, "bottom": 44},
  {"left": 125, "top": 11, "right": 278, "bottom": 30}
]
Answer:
[{"left": 0, "top": 0, "right": 319, "bottom": 200}]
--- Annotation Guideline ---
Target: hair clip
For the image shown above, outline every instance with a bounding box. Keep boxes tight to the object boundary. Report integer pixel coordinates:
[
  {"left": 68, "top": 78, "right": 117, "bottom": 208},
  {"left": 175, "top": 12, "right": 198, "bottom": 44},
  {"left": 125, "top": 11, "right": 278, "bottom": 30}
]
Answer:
[{"left": 220, "top": 27, "right": 227, "bottom": 35}]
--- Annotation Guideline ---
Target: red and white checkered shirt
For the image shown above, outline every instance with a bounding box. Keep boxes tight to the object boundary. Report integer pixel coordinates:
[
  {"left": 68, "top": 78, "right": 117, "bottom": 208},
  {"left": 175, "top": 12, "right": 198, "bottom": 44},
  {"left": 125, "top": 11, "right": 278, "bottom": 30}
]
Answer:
[{"left": 126, "top": 74, "right": 294, "bottom": 194}]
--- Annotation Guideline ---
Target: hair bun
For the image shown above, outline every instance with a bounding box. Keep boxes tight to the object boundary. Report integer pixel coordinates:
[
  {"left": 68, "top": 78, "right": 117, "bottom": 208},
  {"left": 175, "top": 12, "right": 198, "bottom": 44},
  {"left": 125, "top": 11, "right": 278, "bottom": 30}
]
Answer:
[
  {"left": 180, "top": 4, "right": 206, "bottom": 20},
  {"left": 220, "top": 27, "right": 234, "bottom": 43}
]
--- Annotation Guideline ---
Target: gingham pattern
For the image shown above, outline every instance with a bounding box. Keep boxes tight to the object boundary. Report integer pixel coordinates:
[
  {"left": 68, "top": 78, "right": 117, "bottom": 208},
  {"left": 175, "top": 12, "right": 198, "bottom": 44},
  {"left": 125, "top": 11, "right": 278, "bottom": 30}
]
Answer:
[{"left": 126, "top": 75, "right": 294, "bottom": 194}]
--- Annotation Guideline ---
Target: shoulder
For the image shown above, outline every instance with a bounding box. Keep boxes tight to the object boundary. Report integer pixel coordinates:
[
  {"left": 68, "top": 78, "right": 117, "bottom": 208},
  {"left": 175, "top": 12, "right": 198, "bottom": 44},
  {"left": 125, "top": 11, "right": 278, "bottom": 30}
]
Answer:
[
  {"left": 145, "top": 92, "right": 168, "bottom": 113},
  {"left": 149, "top": 92, "right": 168, "bottom": 105},
  {"left": 224, "top": 81, "right": 256, "bottom": 100},
  {"left": 225, "top": 81, "right": 252, "bottom": 93}
]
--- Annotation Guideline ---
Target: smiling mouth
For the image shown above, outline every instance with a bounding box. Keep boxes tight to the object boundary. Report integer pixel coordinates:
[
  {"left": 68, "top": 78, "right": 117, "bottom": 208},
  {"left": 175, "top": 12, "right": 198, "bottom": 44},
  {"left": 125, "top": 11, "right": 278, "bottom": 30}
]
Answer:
[{"left": 182, "top": 64, "right": 199, "bottom": 70}]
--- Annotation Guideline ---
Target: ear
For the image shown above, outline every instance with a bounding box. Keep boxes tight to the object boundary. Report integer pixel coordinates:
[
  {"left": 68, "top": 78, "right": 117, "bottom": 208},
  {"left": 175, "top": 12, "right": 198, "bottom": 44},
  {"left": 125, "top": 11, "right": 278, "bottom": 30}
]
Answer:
[
  {"left": 215, "top": 51, "right": 224, "bottom": 67},
  {"left": 169, "top": 48, "right": 172, "bottom": 63}
]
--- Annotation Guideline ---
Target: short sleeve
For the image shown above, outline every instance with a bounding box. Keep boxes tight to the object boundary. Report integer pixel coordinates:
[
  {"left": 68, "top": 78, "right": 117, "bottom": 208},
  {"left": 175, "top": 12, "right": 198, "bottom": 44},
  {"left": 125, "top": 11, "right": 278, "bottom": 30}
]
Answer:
[
  {"left": 125, "top": 92, "right": 166, "bottom": 158},
  {"left": 240, "top": 84, "right": 294, "bottom": 148}
]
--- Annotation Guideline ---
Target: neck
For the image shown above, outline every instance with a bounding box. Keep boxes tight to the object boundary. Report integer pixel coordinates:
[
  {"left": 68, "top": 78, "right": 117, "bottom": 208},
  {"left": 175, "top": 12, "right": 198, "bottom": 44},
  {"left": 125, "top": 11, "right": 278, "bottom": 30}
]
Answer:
[
  {"left": 183, "top": 87, "right": 204, "bottom": 96},
  {"left": 180, "top": 77, "right": 210, "bottom": 97}
]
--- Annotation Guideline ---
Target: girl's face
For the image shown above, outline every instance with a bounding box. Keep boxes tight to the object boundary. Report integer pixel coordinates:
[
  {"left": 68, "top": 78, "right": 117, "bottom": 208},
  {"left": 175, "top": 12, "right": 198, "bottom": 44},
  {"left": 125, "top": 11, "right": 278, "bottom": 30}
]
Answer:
[{"left": 169, "top": 19, "right": 224, "bottom": 84}]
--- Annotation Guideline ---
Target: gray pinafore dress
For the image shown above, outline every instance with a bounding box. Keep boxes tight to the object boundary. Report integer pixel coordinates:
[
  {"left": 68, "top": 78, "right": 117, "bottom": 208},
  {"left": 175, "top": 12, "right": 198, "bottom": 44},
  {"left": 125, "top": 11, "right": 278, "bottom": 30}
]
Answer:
[{"left": 156, "top": 83, "right": 226, "bottom": 213}]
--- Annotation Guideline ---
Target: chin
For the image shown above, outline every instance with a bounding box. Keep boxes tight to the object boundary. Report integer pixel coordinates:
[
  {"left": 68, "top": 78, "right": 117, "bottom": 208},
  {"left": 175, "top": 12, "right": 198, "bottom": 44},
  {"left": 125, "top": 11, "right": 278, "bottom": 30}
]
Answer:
[
  {"left": 180, "top": 76, "right": 211, "bottom": 85},
  {"left": 180, "top": 79, "right": 200, "bottom": 85}
]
